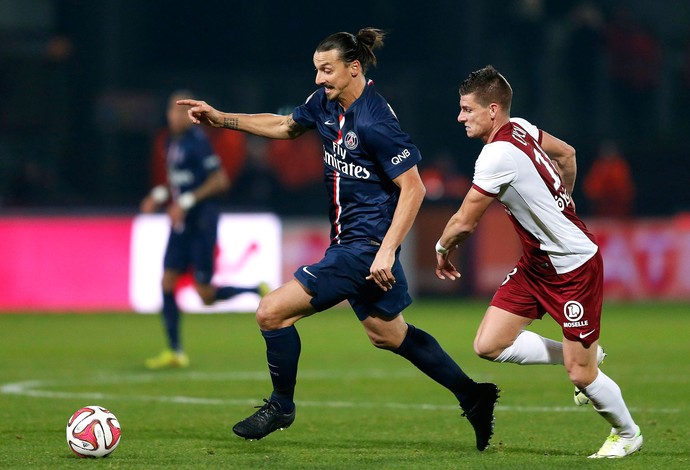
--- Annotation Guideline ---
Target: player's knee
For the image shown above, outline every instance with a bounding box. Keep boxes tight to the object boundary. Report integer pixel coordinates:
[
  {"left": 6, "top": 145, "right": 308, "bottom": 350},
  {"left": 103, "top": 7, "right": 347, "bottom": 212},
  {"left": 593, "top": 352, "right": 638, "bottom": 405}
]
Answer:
[
  {"left": 161, "top": 278, "right": 175, "bottom": 292},
  {"left": 473, "top": 337, "right": 501, "bottom": 361},
  {"left": 368, "top": 333, "right": 396, "bottom": 350},
  {"left": 567, "top": 365, "right": 598, "bottom": 390},
  {"left": 194, "top": 285, "right": 216, "bottom": 305},
  {"left": 255, "top": 297, "right": 281, "bottom": 330},
  {"left": 365, "top": 327, "right": 402, "bottom": 351}
]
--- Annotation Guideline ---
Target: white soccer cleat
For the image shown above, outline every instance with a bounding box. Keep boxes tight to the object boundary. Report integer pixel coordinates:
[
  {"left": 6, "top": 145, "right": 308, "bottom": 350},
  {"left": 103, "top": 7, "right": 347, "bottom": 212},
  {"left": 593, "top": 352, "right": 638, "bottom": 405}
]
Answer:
[
  {"left": 574, "top": 345, "right": 606, "bottom": 406},
  {"left": 573, "top": 389, "right": 589, "bottom": 406},
  {"left": 588, "top": 426, "right": 643, "bottom": 458}
]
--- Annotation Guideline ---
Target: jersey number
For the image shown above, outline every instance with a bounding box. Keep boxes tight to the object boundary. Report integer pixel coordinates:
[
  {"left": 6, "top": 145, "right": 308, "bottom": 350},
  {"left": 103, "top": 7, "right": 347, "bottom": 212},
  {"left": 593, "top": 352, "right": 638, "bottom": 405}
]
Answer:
[{"left": 533, "top": 148, "right": 562, "bottom": 191}]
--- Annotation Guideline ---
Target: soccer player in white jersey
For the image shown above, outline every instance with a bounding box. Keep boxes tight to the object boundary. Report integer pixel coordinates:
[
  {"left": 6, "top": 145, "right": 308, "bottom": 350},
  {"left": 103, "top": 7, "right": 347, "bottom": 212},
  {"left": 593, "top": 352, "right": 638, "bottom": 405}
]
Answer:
[{"left": 434, "top": 65, "right": 642, "bottom": 458}]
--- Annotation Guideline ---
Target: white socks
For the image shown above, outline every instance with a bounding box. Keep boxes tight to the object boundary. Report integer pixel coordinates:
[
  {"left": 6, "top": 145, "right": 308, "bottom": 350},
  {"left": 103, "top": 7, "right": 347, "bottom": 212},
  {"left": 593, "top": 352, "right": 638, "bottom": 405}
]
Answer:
[
  {"left": 493, "top": 331, "right": 637, "bottom": 438},
  {"left": 494, "top": 330, "right": 564, "bottom": 365},
  {"left": 582, "top": 369, "right": 638, "bottom": 438}
]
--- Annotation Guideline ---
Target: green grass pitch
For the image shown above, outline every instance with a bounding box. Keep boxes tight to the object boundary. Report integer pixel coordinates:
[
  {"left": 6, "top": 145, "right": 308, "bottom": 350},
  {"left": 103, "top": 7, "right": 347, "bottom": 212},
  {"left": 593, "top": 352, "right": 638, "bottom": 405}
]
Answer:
[{"left": 1, "top": 300, "right": 688, "bottom": 469}]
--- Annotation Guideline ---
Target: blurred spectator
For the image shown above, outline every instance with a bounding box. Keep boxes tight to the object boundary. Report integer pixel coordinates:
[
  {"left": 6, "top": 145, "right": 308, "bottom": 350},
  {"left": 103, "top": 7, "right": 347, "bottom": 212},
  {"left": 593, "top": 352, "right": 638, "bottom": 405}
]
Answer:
[
  {"left": 420, "top": 150, "right": 471, "bottom": 202},
  {"left": 266, "top": 131, "right": 325, "bottom": 214},
  {"left": 582, "top": 140, "right": 635, "bottom": 218},
  {"left": 603, "top": 5, "right": 661, "bottom": 140},
  {"left": 230, "top": 136, "right": 284, "bottom": 209},
  {"left": 267, "top": 132, "right": 322, "bottom": 191},
  {"left": 206, "top": 127, "right": 248, "bottom": 184}
]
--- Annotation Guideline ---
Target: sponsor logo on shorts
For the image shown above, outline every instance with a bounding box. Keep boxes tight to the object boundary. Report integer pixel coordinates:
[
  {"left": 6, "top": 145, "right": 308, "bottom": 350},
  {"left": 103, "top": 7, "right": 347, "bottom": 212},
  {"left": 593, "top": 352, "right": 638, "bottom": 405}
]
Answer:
[
  {"left": 564, "top": 300, "right": 584, "bottom": 321},
  {"left": 302, "top": 266, "right": 317, "bottom": 279},
  {"left": 501, "top": 267, "right": 518, "bottom": 286},
  {"left": 579, "top": 330, "right": 596, "bottom": 339},
  {"left": 563, "top": 300, "right": 588, "bottom": 328}
]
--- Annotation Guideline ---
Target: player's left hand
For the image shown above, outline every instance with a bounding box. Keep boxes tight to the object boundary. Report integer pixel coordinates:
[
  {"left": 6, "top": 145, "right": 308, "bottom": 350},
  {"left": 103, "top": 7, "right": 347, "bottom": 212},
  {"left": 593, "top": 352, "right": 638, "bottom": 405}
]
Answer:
[
  {"left": 140, "top": 195, "right": 158, "bottom": 214},
  {"left": 366, "top": 250, "right": 396, "bottom": 292}
]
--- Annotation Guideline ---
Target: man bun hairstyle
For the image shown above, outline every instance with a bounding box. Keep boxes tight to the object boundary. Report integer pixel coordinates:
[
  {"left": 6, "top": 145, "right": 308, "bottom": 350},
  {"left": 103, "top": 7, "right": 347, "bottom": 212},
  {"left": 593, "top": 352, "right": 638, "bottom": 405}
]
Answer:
[
  {"left": 316, "top": 27, "right": 386, "bottom": 73},
  {"left": 459, "top": 65, "right": 513, "bottom": 112}
]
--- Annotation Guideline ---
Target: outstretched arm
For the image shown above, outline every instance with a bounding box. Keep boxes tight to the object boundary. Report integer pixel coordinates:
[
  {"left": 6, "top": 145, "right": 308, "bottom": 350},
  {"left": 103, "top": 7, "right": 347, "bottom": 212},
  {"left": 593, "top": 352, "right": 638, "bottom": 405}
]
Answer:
[
  {"left": 176, "top": 99, "right": 308, "bottom": 140},
  {"left": 435, "top": 187, "right": 494, "bottom": 281}
]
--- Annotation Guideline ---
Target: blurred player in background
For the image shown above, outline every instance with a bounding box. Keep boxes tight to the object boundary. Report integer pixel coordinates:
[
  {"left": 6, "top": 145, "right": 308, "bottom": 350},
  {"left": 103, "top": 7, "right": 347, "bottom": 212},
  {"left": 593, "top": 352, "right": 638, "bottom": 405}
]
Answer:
[
  {"left": 434, "top": 66, "right": 642, "bottom": 458},
  {"left": 177, "top": 28, "right": 499, "bottom": 450},
  {"left": 140, "top": 90, "right": 267, "bottom": 370},
  {"left": 582, "top": 139, "right": 635, "bottom": 218}
]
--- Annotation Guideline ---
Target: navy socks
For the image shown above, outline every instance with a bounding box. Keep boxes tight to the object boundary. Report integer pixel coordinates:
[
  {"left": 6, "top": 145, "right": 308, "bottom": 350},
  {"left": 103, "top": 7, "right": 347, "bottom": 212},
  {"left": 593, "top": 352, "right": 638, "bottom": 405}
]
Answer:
[
  {"left": 262, "top": 325, "right": 301, "bottom": 413},
  {"left": 215, "top": 285, "right": 258, "bottom": 300},
  {"left": 161, "top": 285, "right": 257, "bottom": 352},
  {"left": 259, "top": 323, "right": 476, "bottom": 414},
  {"left": 395, "top": 323, "right": 478, "bottom": 407},
  {"left": 162, "top": 291, "right": 181, "bottom": 351}
]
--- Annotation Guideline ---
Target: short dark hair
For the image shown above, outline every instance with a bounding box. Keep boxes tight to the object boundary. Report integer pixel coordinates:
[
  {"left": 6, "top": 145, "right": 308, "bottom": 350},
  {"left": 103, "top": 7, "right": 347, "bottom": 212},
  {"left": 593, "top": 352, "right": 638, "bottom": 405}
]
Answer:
[
  {"left": 316, "top": 27, "right": 386, "bottom": 73},
  {"left": 459, "top": 65, "right": 512, "bottom": 112}
]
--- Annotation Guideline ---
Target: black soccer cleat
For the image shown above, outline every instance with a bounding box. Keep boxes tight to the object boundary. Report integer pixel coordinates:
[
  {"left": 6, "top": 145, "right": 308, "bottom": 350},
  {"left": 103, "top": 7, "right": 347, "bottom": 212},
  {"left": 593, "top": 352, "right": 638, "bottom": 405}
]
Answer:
[
  {"left": 461, "top": 382, "right": 500, "bottom": 451},
  {"left": 232, "top": 399, "right": 296, "bottom": 440}
]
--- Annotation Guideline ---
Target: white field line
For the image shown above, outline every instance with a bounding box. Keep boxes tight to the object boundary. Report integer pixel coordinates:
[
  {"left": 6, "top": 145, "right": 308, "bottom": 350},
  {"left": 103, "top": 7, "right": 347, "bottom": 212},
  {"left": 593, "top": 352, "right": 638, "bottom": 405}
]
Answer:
[{"left": 0, "top": 371, "right": 682, "bottom": 414}]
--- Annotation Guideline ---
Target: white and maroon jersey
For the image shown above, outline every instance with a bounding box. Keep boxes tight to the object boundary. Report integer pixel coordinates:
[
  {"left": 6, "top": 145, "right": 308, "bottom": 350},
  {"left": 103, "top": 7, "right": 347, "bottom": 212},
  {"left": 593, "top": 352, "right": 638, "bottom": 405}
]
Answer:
[{"left": 472, "top": 118, "right": 598, "bottom": 275}]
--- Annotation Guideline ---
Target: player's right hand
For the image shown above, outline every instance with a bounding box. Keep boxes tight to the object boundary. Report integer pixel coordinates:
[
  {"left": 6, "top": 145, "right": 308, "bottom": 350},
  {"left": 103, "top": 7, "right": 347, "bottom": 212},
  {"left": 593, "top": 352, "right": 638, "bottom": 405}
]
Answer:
[
  {"left": 176, "top": 99, "right": 220, "bottom": 127},
  {"left": 435, "top": 253, "right": 461, "bottom": 281},
  {"left": 168, "top": 202, "right": 186, "bottom": 228}
]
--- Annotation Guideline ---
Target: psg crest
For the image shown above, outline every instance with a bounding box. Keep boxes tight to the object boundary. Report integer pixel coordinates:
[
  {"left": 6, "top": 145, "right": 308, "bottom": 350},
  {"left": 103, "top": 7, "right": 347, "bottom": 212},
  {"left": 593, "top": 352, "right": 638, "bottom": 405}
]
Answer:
[{"left": 344, "top": 131, "right": 359, "bottom": 150}]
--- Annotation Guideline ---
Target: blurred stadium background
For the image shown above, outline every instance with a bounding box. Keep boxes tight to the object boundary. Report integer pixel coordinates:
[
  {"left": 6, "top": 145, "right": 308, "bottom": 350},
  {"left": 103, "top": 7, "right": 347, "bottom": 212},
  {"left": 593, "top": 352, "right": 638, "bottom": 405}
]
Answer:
[{"left": 2, "top": 0, "right": 690, "bottom": 310}]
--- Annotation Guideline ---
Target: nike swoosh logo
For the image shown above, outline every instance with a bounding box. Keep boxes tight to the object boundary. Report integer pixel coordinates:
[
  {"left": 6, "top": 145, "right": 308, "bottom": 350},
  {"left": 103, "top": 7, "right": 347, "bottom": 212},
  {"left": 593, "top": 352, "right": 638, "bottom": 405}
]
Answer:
[
  {"left": 579, "top": 330, "right": 596, "bottom": 339},
  {"left": 302, "top": 266, "right": 317, "bottom": 279},
  {"left": 324, "top": 120, "right": 335, "bottom": 125}
]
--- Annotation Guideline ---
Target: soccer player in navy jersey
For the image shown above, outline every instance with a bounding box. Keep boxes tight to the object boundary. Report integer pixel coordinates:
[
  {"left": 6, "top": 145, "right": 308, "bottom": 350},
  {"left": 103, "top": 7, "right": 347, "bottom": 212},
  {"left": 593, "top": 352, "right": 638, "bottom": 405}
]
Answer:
[
  {"left": 177, "top": 28, "right": 499, "bottom": 449},
  {"left": 434, "top": 66, "right": 642, "bottom": 458},
  {"left": 140, "top": 90, "right": 267, "bottom": 370}
]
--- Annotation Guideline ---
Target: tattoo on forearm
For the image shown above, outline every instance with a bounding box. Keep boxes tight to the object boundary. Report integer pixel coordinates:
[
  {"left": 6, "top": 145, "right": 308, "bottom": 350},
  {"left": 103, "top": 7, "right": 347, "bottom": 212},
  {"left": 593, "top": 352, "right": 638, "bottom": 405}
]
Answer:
[
  {"left": 286, "top": 114, "right": 305, "bottom": 138},
  {"left": 223, "top": 117, "right": 239, "bottom": 130}
]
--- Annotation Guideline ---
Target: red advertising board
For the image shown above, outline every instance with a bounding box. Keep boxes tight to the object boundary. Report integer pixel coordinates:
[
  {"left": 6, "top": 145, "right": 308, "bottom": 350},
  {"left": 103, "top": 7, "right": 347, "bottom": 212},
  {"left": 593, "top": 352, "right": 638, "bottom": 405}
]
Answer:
[
  {"left": 0, "top": 217, "right": 132, "bottom": 310},
  {"left": 587, "top": 216, "right": 690, "bottom": 300},
  {"left": 0, "top": 215, "right": 281, "bottom": 312}
]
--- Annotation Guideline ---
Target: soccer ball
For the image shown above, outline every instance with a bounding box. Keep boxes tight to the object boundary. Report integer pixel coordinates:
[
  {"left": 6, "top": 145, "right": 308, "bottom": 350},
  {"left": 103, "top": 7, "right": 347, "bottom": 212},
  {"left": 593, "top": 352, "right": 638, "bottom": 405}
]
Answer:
[{"left": 65, "top": 405, "right": 121, "bottom": 458}]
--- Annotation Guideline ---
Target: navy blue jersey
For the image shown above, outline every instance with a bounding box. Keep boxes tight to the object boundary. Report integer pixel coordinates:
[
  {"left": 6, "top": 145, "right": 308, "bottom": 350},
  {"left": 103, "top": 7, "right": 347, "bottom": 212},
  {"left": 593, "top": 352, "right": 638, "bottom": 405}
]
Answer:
[
  {"left": 166, "top": 126, "right": 221, "bottom": 200},
  {"left": 292, "top": 80, "right": 422, "bottom": 246}
]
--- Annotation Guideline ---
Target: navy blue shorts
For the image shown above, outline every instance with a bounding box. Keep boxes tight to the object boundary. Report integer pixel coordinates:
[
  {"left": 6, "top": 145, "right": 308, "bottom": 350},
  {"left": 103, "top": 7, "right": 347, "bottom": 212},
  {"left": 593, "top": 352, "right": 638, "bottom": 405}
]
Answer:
[
  {"left": 163, "top": 204, "right": 219, "bottom": 284},
  {"left": 293, "top": 243, "right": 412, "bottom": 320}
]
